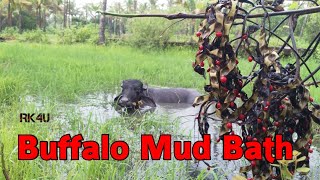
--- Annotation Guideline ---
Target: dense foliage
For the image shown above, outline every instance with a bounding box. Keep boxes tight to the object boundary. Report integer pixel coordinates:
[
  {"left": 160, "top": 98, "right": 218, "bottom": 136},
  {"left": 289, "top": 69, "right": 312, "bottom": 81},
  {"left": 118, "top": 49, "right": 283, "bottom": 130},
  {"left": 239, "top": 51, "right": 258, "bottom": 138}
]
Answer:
[{"left": 191, "top": 0, "right": 320, "bottom": 179}]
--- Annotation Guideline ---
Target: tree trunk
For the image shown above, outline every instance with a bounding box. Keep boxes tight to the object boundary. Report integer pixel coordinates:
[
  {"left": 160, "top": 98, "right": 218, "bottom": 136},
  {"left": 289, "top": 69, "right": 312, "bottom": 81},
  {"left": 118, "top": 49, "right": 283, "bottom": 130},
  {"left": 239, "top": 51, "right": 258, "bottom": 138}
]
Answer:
[
  {"left": 18, "top": 7, "right": 22, "bottom": 33},
  {"left": 99, "top": 0, "right": 107, "bottom": 45},
  {"left": 133, "top": 0, "right": 137, "bottom": 13},
  {"left": 168, "top": 0, "right": 173, "bottom": 8},
  {"left": 7, "top": 2, "right": 12, "bottom": 27},
  {"left": 85, "top": 6, "right": 88, "bottom": 24},
  {"left": 108, "top": 17, "right": 112, "bottom": 37},
  {"left": 191, "top": 20, "right": 195, "bottom": 35},
  {"left": 37, "top": 5, "right": 42, "bottom": 29},
  {"left": 36, "top": 7, "right": 39, "bottom": 28},
  {"left": 113, "top": 18, "right": 117, "bottom": 36},
  {"left": 43, "top": 8, "right": 46, "bottom": 31},
  {"left": 299, "top": 2, "right": 309, "bottom": 37},
  {"left": 68, "top": 0, "right": 71, "bottom": 28},
  {"left": 0, "top": 9, "right": 2, "bottom": 30},
  {"left": 54, "top": 6, "right": 57, "bottom": 28},
  {"left": 119, "top": 19, "right": 122, "bottom": 35},
  {"left": 63, "top": 0, "right": 67, "bottom": 28},
  {"left": 299, "top": 15, "right": 308, "bottom": 37}
]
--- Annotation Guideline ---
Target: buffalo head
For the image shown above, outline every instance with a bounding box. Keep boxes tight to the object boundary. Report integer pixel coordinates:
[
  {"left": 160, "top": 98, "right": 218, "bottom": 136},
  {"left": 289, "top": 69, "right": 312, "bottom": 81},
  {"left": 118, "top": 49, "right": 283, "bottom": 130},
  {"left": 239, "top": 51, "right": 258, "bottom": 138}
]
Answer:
[{"left": 114, "top": 79, "right": 156, "bottom": 110}]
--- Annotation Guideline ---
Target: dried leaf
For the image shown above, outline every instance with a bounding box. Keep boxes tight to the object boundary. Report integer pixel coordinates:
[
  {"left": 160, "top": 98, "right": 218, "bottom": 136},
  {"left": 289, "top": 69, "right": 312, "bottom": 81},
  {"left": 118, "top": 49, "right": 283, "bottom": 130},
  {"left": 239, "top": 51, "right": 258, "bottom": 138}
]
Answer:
[
  {"left": 270, "top": 164, "right": 280, "bottom": 167},
  {"left": 232, "top": 175, "right": 247, "bottom": 180},
  {"left": 239, "top": 165, "right": 252, "bottom": 173},
  {"left": 192, "top": 95, "right": 209, "bottom": 107}
]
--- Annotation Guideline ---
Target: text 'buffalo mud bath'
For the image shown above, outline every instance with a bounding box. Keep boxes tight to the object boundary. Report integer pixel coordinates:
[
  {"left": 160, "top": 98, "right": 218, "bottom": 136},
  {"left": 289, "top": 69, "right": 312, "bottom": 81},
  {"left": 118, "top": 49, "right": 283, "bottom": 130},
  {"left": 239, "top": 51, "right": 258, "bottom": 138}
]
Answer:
[{"left": 18, "top": 134, "right": 292, "bottom": 163}]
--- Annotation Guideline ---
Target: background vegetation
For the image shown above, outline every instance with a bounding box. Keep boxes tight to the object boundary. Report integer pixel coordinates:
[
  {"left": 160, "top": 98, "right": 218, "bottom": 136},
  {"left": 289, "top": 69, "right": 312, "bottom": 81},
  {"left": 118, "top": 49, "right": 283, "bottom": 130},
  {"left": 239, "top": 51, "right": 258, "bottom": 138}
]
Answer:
[{"left": 0, "top": 0, "right": 319, "bottom": 49}]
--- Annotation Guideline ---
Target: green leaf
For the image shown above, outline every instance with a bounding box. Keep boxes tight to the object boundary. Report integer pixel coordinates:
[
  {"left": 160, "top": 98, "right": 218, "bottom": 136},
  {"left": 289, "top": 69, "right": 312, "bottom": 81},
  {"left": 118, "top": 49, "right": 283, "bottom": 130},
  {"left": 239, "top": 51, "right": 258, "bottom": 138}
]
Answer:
[
  {"left": 296, "top": 156, "right": 306, "bottom": 162},
  {"left": 296, "top": 167, "right": 310, "bottom": 174},
  {"left": 281, "top": 168, "right": 293, "bottom": 179},
  {"left": 288, "top": 2, "right": 298, "bottom": 10}
]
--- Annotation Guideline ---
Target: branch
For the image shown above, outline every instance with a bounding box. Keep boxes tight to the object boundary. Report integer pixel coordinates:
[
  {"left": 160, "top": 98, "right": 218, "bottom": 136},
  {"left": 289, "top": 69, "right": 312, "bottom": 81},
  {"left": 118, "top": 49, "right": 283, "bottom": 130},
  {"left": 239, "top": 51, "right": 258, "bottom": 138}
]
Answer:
[
  {"left": 304, "top": 80, "right": 320, "bottom": 86},
  {"left": 97, "top": 6, "right": 320, "bottom": 20},
  {"left": 96, "top": 11, "right": 205, "bottom": 20},
  {"left": 246, "top": 6, "right": 320, "bottom": 18},
  {"left": 302, "top": 65, "right": 320, "bottom": 84},
  {"left": 289, "top": 15, "right": 300, "bottom": 80}
]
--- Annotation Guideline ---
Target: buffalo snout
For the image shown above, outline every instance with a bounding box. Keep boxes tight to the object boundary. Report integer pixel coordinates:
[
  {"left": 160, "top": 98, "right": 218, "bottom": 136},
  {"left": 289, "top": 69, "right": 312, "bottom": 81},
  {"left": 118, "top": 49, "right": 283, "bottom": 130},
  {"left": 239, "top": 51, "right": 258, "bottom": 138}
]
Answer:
[{"left": 117, "top": 96, "right": 132, "bottom": 107}]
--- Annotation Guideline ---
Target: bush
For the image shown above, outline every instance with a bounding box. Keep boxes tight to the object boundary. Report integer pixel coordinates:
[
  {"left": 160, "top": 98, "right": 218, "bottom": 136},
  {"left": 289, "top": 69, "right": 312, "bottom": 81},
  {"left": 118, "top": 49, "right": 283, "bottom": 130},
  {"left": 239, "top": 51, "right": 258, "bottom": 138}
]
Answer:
[
  {"left": 88, "top": 34, "right": 99, "bottom": 44},
  {"left": 58, "top": 25, "right": 98, "bottom": 44},
  {"left": 58, "top": 28, "right": 74, "bottom": 44},
  {"left": 1, "top": 27, "right": 19, "bottom": 40},
  {"left": 74, "top": 27, "right": 92, "bottom": 43},
  {"left": 125, "top": 18, "right": 172, "bottom": 49},
  {"left": 20, "top": 29, "right": 49, "bottom": 43}
]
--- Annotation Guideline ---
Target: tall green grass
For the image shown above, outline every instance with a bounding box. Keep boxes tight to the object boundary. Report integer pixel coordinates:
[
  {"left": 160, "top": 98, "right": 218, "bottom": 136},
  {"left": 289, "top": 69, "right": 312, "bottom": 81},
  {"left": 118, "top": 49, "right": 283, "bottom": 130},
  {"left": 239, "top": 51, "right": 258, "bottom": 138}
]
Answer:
[
  {"left": 0, "top": 42, "right": 208, "bottom": 101},
  {"left": 1, "top": 42, "right": 317, "bottom": 102}
]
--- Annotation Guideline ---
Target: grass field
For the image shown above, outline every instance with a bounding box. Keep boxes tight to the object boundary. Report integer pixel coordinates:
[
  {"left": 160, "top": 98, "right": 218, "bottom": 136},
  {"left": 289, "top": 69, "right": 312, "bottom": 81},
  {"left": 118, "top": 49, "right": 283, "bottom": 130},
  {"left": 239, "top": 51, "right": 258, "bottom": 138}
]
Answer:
[{"left": 0, "top": 42, "right": 319, "bottom": 179}]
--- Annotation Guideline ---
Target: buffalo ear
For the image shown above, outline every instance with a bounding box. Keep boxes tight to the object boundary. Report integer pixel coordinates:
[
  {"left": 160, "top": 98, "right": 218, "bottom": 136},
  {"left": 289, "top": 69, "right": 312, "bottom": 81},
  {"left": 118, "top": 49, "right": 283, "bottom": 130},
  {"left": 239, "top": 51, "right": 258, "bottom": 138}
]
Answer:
[
  {"left": 143, "top": 83, "right": 148, "bottom": 91},
  {"left": 141, "top": 96, "right": 156, "bottom": 107},
  {"left": 114, "top": 95, "right": 121, "bottom": 103}
]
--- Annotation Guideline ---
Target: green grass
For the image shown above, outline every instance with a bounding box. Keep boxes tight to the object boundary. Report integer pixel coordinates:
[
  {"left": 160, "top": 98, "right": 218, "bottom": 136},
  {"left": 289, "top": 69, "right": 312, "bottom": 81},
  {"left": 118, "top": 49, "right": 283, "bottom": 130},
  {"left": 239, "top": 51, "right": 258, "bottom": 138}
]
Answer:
[
  {"left": 0, "top": 42, "right": 208, "bottom": 101},
  {"left": 0, "top": 42, "right": 319, "bottom": 179},
  {"left": 0, "top": 42, "right": 217, "bottom": 179}
]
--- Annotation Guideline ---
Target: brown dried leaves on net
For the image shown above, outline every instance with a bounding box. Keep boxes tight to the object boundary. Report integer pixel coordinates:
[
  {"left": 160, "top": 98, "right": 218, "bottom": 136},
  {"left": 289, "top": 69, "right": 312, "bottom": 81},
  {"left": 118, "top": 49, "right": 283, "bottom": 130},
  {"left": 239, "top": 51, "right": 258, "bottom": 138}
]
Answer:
[{"left": 192, "top": 0, "right": 319, "bottom": 179}]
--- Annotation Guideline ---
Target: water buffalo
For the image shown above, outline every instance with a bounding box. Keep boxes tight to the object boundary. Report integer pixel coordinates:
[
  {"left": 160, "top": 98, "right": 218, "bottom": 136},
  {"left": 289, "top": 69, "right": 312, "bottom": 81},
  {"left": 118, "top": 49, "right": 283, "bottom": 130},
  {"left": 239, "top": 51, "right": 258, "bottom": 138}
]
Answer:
[{"left": 114, "top": 79, "right": 200, "bottom": 110}]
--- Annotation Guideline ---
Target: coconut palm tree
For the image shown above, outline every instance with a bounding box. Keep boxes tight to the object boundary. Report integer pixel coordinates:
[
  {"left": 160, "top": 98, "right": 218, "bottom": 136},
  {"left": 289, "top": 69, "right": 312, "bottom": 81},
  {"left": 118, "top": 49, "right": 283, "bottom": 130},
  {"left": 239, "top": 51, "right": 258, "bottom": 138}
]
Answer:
[
  {"left": 99, "top": 0, "right": 107, "bottom": 44},
  {"left": 31, "top": 0, "right": 62, "bottom": 30},
  {"left": 2, "top": 0, "right": 32, "bottom": 30},
  {"left": 2, "top": 0, "right": 14, "bottom": 26},
  {"left": 15, "top": 0, "right": 32, "bottom": 32},
  {"left": 32, "top": 0, "right": 43, "bottom": 28},
  {"left": 0, "top": 2, "right": 3, "bottom": 30},
  {"left": 41, "top": 0, "right": 51, "bottom": 31},
  {"left": 149, "top": 0, "right": 157, "bottom": 9},
  {"left": 46, "top": 0, "right": 63, "bottom": 28},
  {"left": 125, "top": 0, "right": 133, "bottom": 12}
]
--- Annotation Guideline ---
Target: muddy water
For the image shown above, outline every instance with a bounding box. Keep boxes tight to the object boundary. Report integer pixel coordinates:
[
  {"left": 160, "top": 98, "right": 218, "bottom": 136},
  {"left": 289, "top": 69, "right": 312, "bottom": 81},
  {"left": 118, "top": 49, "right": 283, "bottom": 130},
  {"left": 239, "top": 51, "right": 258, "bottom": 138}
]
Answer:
[
  {"left": 23, "top": 92, "right": 320, "bottom": 179},
  {"left": 59, "top": 92, "right": 235, "bottom": 177}
]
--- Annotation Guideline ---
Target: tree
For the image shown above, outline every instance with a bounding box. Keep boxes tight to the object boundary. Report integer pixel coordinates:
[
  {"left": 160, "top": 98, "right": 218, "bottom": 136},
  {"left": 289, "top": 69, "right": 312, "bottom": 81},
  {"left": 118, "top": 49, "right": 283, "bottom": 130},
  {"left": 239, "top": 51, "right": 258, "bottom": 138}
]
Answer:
[
  {"left": 33, "top": 0, "right": 43, "bottom": 29},
  {"left": 67, "top": 0, "right": 71, "bottom": 27},
  {"left": 48, "top": 0, "right": 63, "bottom": 28},
  {"left": 41, "top": 0, "right": 52, "bottom": 31},
  {"left": 167, "top": 0, "right": 174, "bottom": 8},
  {"left": 149, "top": 0, "right": 157, "bottom": 9},
  {"left": 15, "top": 0, "right": 32, "bottom": 33},
  {"left": 98, "top": 0, "right": 107, "bottom": 44},
  {"left": 63, "top": 0, "right": 69, "bottom": 28},
  {"left": 2, "top": 0, "right": 32, "bottom": 30},
  {"left": 3, "top": 0, "right": 14, "bottom": 26},
  {"left": 0, "top": 2, "right": 3, "bottom": 30},
  {"left": 63, "top": 0, "right": 76, "bottom": 28},
  {"left": 83, "top": 2, "right": 100, "bottom": 22},
  {"left": 125, "top": 0, "right": 133, "bottom": 13},
  {"left": 133, "top": 0, "right": 137, "bottom": 13}
]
